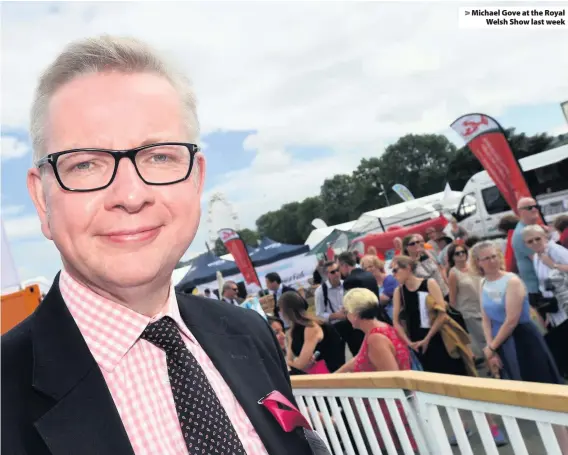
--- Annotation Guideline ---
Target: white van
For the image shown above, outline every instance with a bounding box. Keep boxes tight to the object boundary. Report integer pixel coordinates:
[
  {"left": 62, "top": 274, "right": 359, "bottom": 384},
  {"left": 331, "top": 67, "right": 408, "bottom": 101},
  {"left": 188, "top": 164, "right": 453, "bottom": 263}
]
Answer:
[{"left": 453, "top": 143, "right": 568, "bottom": 238}]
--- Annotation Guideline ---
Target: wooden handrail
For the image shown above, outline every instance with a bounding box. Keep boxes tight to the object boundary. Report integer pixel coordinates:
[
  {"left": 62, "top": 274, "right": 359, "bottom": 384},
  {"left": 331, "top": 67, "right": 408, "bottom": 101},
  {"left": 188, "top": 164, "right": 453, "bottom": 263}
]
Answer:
[{"left": 291, "top": 371, "right": 568, "bottom": 414}]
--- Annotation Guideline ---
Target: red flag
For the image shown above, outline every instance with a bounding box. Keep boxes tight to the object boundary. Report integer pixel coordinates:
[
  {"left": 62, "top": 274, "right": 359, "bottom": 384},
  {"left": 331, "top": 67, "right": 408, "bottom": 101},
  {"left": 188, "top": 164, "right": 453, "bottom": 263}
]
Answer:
[
  {"left": 326, "top": 246, "right": 335, "bottom": 261},
  {"left": 218, "top": 229, "right": 261, "bottom": 287},
  {"left": 504, "top": 230, "right": 517, "bottom": 273},
  {"left": 450, "top": 113, "right": 539, "bottom": 219}
]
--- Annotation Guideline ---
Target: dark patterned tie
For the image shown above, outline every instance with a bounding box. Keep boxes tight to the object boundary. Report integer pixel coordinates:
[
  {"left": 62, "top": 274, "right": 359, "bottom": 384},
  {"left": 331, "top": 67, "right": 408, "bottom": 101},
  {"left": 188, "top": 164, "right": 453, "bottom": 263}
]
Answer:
[{"left": 141, "top": 317, "right": 246, "bottom": 455}]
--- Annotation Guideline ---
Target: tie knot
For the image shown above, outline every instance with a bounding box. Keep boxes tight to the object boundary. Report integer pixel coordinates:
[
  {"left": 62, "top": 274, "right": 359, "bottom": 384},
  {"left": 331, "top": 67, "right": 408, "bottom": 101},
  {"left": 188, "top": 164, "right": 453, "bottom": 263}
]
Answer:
[{"left": 140, "top": 316, "right": 184, "bottom": 353}]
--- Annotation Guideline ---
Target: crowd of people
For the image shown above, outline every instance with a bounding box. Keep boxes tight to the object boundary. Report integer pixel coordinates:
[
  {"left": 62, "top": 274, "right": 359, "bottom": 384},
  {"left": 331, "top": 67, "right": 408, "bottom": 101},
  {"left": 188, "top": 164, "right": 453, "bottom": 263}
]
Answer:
[{"left": 255, "top": 199, "right": 568, "bottom": 453}]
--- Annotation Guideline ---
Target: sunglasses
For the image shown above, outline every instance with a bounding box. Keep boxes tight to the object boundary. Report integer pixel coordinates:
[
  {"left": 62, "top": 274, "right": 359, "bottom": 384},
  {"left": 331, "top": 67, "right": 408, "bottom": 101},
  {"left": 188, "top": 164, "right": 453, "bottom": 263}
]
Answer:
[
  {"left": 407, "top": 240, "right": 424, "bottom": 247},
  {"left": 328, "top": 269, "right": 339, "bottom": 274},
  {"left": 526, "top": 237, "right": 542, "bottom": 245},
  {"left": 454, "top": 250, "right": 466, "bottom": 257},
  {"left": 520, "top": 204, "right": 539, "bottom": 211}
]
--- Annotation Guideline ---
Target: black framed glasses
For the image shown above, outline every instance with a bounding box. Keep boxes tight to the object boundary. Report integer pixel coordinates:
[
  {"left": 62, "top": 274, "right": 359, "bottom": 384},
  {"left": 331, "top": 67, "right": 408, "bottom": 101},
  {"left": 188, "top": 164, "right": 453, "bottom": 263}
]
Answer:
[{"left": 35, "top": 142, "right": 200, "bottom": 192}]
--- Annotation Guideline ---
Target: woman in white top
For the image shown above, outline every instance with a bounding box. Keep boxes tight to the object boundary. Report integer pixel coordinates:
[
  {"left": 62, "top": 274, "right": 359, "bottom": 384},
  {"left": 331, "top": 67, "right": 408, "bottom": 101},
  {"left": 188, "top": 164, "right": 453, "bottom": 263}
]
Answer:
[{"left": 522, "top": 224, "right": 568, "bottom": 378}]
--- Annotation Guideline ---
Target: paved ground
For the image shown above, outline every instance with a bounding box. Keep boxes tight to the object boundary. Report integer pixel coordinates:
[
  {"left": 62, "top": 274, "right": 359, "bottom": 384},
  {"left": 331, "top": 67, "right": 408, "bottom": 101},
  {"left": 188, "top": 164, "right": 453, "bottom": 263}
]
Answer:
[{"left": 443, "top": 411, "right": 545, "bottom": 455}]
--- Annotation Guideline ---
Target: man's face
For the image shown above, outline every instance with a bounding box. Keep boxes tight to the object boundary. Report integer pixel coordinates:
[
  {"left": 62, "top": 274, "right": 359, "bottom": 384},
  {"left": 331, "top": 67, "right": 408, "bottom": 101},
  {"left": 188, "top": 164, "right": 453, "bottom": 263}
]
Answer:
[
  {"left": 518, "top": 199, "right": 540, "bottom": 225},
  {"left": 224, "top": 284, "right": 238, "bottom": 299},
  {"left": 338, "top": 262, "right": 350, "bottom": 279},
  {"left": 326, "top": 264, "right": 341, "bottom": 286},
  {"left": 27, "top": 72, "right": 205, "bottom": 289},
  {"left": 265, "top": 279, "right": 279, "bottom": 292}
]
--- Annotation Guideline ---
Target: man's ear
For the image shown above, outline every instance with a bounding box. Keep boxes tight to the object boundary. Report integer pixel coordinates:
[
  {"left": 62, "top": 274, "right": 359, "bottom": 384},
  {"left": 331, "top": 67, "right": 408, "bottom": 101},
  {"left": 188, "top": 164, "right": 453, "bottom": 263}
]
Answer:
[
  {"left": 27, "top": 168, "right": 53, "bottom": 240},
  {"left": 194, "top": 152, "right": 206, "bottom": 195}
]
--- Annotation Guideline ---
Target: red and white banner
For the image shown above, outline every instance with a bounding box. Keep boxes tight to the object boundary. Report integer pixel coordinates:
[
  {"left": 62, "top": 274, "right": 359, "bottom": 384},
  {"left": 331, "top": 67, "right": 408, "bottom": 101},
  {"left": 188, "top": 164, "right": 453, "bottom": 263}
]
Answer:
[
  {"left": 450, "top": 113, "right": 534, "bottom": 216},
  {"left": 218, "top": 228, "right": 261, "bottom": 287}
]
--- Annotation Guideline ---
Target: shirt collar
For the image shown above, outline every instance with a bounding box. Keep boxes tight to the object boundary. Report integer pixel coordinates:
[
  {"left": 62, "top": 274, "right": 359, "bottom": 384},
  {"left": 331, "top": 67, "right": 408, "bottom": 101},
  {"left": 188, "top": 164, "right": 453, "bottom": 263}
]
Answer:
[
  {"left": 273, "top": 284, "right": 283, "bottom": 295},
  {"left": 326, "top": 280, "right": 343, "bottom": 289},
  {"left": 59, "top": 269, "right": 196, "bottom": 373}
]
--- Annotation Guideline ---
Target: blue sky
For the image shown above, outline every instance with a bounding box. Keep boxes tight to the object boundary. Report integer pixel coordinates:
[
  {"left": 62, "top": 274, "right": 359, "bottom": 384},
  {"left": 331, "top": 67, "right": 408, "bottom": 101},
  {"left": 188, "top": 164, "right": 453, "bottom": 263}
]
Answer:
[{"left": 2, "top": 2, "right": 567, "bottom": 284}]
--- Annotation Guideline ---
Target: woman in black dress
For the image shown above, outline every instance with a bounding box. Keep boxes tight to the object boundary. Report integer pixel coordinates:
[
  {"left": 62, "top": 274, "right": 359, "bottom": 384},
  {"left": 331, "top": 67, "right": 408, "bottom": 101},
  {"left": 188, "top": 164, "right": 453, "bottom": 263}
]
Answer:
[
  {"left": 278, "top": 291, "right": 345, "bottom": 373},
  {"left": 391, "top": 255, "right": 468, "bottom": 376}
]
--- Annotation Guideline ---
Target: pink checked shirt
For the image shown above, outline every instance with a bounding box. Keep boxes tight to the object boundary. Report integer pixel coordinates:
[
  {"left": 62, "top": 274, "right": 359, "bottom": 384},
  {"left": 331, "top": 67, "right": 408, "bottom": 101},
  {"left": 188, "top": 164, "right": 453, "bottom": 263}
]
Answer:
[{"left": 59, "top": 269, "right": 268, "bottom": 455}]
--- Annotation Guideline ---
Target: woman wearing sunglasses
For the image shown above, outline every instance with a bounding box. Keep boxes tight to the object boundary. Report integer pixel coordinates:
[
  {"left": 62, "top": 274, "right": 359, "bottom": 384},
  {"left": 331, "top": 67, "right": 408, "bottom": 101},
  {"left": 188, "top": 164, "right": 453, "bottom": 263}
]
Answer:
[
  {"left": 447, "top": 243, "right": 485, "bottom": 359},
  {"left": 392, "top": 254, "right": 507, "bottom": 446},
  {"left": 402, "top": 234, "right": 449, "bottom": 297},
  {"left": 402, "top": 234, "right": 469, "bottom": 331},
  {"left": 522, "top": 224, "right": 568, "bottom": 378}
]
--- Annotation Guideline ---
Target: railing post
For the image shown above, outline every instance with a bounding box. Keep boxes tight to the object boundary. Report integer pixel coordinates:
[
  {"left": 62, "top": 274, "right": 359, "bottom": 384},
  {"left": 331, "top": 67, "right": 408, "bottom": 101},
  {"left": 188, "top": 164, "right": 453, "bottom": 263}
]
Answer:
[{"left": 412, "top": 392, "right": 453, "bottom": 455}]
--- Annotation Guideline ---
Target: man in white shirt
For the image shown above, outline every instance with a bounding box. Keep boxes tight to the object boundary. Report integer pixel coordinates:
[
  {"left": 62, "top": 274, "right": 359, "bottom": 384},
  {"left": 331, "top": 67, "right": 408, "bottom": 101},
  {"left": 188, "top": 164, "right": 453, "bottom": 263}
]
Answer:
[
  {"left": 314, "top": 261, "right": 345, "bottom": 323},
  {"left": 314, "top": 261, "right": 364, "bottom": 355}
]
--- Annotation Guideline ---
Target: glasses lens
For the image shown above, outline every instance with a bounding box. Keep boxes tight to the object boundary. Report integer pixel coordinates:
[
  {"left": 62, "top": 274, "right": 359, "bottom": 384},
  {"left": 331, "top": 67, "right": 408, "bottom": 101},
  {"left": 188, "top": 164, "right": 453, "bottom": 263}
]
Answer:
[
  {"left": 56, "top": 151, "right": 116, "bottom": 190},
  {"left": 136, "top": 144, "right": 191, "bottom": 184},
  {"left": 55, "top": 145, "right": 192, "bottom": 190}
]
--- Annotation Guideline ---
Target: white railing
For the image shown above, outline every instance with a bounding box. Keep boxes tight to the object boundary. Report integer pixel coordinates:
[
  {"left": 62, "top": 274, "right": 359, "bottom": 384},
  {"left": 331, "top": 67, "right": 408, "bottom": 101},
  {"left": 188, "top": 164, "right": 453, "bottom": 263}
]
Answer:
[{"left": 291, "top": 371, "right": 568, "bottom": 455}]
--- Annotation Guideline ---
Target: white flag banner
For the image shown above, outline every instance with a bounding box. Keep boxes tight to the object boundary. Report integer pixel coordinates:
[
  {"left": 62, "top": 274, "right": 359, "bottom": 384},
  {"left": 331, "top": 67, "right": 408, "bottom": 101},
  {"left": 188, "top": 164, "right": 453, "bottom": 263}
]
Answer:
[
  {"left": 443, "top": 183, "right": 453, "bottom": 200},
  {"left": 1, "top": 216, "right": 20, "bottom": 291}
]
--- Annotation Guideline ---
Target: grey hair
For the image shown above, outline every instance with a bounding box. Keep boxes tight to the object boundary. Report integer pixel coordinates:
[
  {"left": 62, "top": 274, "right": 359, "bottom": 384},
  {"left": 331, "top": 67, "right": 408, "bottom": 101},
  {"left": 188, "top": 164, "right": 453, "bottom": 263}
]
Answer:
[
  {"left": 30, "top": 35, "right": 199, "bottom": 163},
  {"left": 222, "top": 281, "right": 236, "bottom": 293},
  {"left": 521, "top": 224, "right": 546, "bottom": 240}
]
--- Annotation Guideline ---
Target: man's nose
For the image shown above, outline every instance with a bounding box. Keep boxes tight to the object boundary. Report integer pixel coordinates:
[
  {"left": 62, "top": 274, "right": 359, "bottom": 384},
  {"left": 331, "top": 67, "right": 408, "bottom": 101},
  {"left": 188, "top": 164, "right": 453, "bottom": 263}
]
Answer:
[{"left": 104, "top": 157, "right": 155, "bottom": 213}]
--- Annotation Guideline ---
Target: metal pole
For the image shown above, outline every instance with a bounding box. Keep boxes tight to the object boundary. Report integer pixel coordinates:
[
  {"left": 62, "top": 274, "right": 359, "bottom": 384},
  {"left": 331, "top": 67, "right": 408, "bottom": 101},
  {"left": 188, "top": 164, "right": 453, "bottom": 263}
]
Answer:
[{"left": 380, "top": 183, "right": 391, "bottom": 206}]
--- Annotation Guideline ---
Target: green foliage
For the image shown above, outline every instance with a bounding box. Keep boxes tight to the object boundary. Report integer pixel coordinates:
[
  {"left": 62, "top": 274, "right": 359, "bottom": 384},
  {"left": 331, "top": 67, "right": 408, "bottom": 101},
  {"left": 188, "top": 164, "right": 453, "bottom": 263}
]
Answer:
[{"left": 251, "top": 129, "right": 559, "bottom": 245}]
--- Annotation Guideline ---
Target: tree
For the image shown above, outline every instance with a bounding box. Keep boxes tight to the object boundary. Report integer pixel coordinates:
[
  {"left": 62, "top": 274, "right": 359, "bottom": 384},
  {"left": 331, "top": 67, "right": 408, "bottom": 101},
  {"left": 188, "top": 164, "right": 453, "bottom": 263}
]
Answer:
[
  {"left": 379, "top": 134, "right": 456, "bottom": 199},
  {"left": 320, "top": 174, "right": 359, "bottom": 225},
  {"left": 352, "top": 157, "right": 392, "bottom": 214},
  {"left": 446, "top": 129, "right": 555, "bottom": 190},
  {"left": 256, "top": 196, "right": 326, "bottom": 244},
  {"left": 213, "top": 228, "right": 259, "bottom": 256},
  {"left": 251, "top": 129, "right": 563, "bottom": 246}
]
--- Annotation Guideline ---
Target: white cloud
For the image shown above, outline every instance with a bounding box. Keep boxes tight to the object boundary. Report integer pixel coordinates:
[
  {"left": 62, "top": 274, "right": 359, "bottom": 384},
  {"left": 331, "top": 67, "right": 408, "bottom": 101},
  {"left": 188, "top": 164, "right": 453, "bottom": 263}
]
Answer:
[
  {"left": 3, "top": 214, "right": 42, "bottom": 240},
  {"left": 2, "top": 1, "right": 568, "bottom": 259},
  {"left": 1, "top": 136, "right": 30, "bottom": 160}
]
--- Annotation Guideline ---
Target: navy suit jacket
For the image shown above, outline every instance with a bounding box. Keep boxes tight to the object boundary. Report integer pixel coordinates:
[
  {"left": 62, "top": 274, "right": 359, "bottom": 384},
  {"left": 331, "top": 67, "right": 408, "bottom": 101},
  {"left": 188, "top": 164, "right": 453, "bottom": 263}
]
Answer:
[{"left": 2, "top": 274, "right": 314, "bottom": 455}]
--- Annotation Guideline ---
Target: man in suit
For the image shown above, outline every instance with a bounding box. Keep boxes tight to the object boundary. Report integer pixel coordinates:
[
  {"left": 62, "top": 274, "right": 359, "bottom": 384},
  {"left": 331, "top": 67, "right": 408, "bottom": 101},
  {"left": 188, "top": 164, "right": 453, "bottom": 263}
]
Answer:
[
  {"left": 336, "top": 251, "right": 382, "bottom": 354},
  {"left": 265, "top": 272, "right": 298, "bottom": 325},
  {"left": 2, "top": 35, "right": 321, "bottom": 455},
  {"left": 221, "top": 281, "right": 241, "bottom": 306}
]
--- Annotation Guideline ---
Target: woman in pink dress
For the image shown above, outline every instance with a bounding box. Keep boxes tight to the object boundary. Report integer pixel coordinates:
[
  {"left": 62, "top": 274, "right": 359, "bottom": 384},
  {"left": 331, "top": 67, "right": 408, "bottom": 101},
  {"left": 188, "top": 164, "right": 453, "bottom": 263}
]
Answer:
[{"left": 337, "top": 288, "right": 417, "bottom": 453}]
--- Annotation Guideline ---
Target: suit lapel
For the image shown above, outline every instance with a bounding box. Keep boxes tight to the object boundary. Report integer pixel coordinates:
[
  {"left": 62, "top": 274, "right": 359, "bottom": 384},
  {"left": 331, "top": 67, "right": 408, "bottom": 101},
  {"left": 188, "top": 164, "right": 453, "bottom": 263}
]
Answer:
[
  {"left": 31, "top": 276, "right": 134, "bottom": 455},
  {"left": 178, "top": 296, "right": 290, "bottom": 454}
]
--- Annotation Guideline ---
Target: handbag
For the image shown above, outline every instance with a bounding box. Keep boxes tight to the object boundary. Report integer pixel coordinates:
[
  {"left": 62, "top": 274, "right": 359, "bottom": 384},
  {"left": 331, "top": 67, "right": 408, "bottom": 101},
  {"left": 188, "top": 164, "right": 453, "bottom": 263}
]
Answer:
[
  {"left": 445, "top": 301, "right": 469, "bottom": 332},
  {"left": 533, "top": 295, "right": 560, "bottom": 314}
]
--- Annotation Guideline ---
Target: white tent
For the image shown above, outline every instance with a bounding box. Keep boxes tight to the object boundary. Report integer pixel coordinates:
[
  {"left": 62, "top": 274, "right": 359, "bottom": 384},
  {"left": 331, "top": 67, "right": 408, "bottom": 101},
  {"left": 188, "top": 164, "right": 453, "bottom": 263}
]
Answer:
[
  {"left": 189, "top": 253, "right": 318, "bottom": 295},
  {"left": 303, "top": 190, "right": 465, "bottom": 249},
  {"left": 304, "top": 220, "right": 357, "bottom": 249}
]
